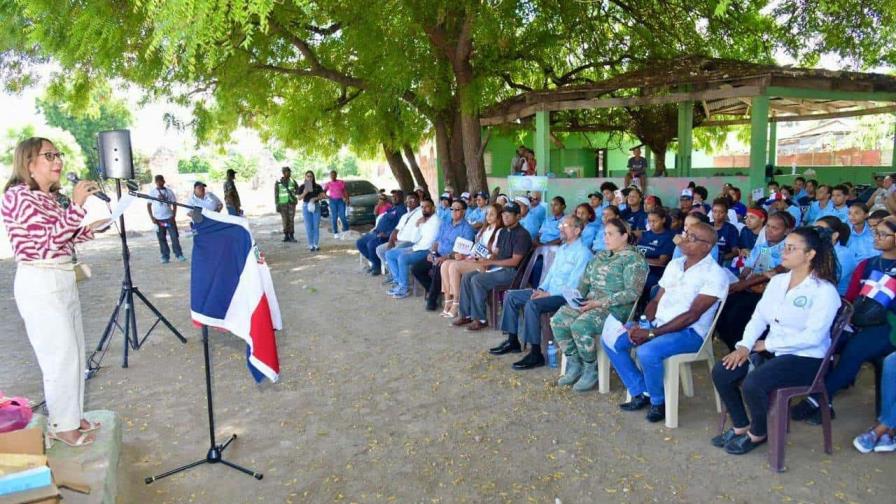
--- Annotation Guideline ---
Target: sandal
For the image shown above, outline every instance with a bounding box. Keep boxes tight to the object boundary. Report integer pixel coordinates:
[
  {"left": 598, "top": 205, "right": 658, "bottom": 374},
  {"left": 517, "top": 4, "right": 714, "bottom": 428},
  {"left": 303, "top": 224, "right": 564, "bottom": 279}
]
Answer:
[
  {"left": 47, "top": 431, "right": 94, "bottom": 448},
  {"left": 440, "top": 300, "right": 455, "bottom": 318},
  {"left": 79, "top": 420, "right": 101, "bottom": 433}
]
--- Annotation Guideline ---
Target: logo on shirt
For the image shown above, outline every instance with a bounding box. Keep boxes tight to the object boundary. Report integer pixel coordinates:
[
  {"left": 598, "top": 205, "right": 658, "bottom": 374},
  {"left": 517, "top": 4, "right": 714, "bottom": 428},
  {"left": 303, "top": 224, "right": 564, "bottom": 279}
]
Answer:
[{"left": 792, "top": 296, "right": 808, "bottom": 308}]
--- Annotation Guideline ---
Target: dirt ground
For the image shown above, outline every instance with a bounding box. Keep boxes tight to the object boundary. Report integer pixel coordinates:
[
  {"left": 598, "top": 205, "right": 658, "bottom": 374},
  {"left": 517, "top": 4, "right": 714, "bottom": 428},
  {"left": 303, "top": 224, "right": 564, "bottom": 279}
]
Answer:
[{"left": 2, "top": 212, "right": 895, "bottom": 504}]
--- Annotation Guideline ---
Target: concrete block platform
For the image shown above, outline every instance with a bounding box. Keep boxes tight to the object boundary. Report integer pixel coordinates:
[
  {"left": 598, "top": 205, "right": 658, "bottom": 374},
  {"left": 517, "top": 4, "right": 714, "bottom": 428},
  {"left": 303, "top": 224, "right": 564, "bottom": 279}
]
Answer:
[{"left": 27, "top": 410, "right": 121, "bottom": 504}]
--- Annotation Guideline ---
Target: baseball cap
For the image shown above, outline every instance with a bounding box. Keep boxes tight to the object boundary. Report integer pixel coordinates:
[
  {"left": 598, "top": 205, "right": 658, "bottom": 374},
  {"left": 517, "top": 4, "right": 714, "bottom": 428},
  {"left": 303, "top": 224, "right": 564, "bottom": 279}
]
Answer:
[
  {"left": 680, "top": 189, "right": 694, "bottom": 199},
  {"left": 460, "top": 191, "right": 471, "bottom": 199},
  {"left": 513, "top": 196, "right": 530, "bottom": 207},
  {"left": 476, "top": 191, "right": 489, "bottom": 199},
  {"left": 193, "top": 181, "right": 207, "bottom": 188},
  {"left": 503, "top": 202, "right": 521, "bottom": 214}
]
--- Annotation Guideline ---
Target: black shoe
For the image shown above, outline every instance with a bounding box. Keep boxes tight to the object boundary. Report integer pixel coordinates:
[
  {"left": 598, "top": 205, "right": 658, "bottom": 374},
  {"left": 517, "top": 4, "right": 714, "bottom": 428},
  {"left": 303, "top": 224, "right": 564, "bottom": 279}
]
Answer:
[
  {"left": 282, "top": 235, "right": 289, "bottom": 242},
  {"left": 425, "top": 301, "right": 439, "bottom": 312},
  {"left": 724, "top": 433, "right": 767, "bottom": 455},
  {"left": 512, "top": 351, "right": 545, "bottom": 370},
  {"left": 369, "top": 269, "right": 381, "bottom": 277},
  {"left": 790, "top": 399, "right": 819, "bottom": 421},
  {"left": 711, "top": 428, "right": 739, "bottom": 448},
  {"left": 806, "top": 404, "right": 836, "bottom": 425},
  {"left": 646, "top": 404, "right": 665, "bottom": 423},
  {"left": 289, "top": 235, "right": 298, "bottom": 242},
  {"left": 489, "top": 340, "right": 522, "bottom": 355},
  {"left": 619, "top": 393, "right": 650, "bottom": 411}
]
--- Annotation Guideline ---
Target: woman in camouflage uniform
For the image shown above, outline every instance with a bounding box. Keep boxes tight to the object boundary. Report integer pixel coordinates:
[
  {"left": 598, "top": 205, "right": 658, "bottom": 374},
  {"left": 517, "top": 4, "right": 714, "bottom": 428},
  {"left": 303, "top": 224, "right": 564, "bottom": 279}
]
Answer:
[{"left": 550, "top": 218, "right": 648, "bottom": 391}]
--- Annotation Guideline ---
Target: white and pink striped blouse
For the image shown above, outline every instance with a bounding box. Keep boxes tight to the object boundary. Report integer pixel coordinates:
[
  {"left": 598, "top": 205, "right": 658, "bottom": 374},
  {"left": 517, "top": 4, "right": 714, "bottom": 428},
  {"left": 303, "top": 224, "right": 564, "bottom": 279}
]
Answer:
[{"left": 1, "top": 184, "right": 94, "bottom": 261}]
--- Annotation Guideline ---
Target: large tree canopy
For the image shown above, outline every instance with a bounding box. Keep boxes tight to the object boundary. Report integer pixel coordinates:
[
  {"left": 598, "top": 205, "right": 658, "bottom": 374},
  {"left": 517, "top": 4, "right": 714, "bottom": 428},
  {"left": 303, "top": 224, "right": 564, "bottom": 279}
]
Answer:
[{"left": 2, "top": 1, "right": 893, "bottom": 191}]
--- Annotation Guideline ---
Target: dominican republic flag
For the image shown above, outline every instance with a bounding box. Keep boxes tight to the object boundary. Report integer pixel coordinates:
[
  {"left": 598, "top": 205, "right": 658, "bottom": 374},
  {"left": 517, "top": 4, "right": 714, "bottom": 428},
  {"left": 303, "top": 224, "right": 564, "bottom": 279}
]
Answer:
[
  {"left": 860, "top": 270, "right": 896, "bottom": 308},
  {"left": 190, "top": 209, "right": 282, "bottom": 382}
]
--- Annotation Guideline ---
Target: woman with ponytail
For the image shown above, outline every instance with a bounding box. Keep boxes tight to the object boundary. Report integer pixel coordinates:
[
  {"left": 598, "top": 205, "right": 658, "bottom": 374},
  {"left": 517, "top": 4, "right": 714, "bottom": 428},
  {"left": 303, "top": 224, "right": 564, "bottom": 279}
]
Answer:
[{"left": 712, "top": 226, "right": 842, "bottom": 455}]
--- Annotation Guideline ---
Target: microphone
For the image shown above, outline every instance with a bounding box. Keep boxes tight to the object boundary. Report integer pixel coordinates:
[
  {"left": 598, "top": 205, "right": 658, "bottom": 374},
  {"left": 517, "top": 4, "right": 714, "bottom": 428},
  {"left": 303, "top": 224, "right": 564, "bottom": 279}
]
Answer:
[{"left": 67, "top": 172, "right": 111, "bottom": 202}]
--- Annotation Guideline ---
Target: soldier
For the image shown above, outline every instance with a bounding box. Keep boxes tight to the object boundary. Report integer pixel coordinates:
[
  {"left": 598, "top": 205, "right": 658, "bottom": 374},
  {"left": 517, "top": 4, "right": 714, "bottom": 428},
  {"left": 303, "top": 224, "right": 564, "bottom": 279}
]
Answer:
[
  {"left": 275, "top": 167, "right": 299, "bottom": 242},
  {"left": 550, "top": 218, "right": 648, "bottom": 392}
]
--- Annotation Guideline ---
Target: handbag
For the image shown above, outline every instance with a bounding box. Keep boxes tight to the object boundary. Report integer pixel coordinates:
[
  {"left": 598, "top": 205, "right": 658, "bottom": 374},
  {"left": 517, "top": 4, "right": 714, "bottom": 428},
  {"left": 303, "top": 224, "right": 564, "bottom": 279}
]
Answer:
[{"left": 0, "top": 392, "right": 33, "bottom": 433}]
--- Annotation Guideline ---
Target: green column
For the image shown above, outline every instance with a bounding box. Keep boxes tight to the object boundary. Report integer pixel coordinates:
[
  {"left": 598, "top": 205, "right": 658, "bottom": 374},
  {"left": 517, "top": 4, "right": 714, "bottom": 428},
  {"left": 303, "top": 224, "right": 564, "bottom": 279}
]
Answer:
[
  {"left": 749, "top": 95, "right": 770, "bottom": 194},
  {"left": 891, "top": 114, "right": 896, "bottom": 171},
  {"left": 535, "top": 110, "right": 550, "bottom": 176},
  {"left": 767, "top": 121, "right": 777, "bottom": 168},
  {"left": 645, "top": 148, "right": 653, "bottom": 173},
  {"left": 677, "top": 102, "right": 694, "bottom": 177}
]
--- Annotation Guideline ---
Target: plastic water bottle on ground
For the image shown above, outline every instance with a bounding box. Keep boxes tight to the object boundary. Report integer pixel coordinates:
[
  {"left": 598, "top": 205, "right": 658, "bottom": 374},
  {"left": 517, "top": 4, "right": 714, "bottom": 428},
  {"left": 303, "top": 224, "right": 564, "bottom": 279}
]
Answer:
[{"left": 546, "top": 341, "right": 559, "bottom": 368}]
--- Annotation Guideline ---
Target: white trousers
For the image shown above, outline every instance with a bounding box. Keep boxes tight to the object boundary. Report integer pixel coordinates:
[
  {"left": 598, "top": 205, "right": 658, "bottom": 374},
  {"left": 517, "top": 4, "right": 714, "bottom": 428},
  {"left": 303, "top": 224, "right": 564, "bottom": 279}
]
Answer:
[{"left": 14, "top": 258, "right": 86, "bottom": 432}]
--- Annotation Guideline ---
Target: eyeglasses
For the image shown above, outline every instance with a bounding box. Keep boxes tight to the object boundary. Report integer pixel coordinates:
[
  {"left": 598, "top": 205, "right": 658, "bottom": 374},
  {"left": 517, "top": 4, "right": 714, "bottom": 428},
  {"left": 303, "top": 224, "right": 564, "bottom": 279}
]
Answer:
[
  {"left": 35, "top": 151, "right": 64, "bottom": 162},
  {"left": 681, "top": 232, "right": 713, "bottom": 244},
  {"left": 782, "top": 244, "right": 808, "bottom": 254},
  {"left": 873, "top": 230, "right": 896, "bottom": 239},
  {"left": 451, "top": 207, "right": 464, "bottom": 211}
]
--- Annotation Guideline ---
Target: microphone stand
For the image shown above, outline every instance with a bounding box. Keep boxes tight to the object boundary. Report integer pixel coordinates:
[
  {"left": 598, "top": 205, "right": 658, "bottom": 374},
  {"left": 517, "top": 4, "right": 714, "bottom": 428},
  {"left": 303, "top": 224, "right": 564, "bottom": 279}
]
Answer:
[{"left": 87, "top": 181, "right": 188, "bottom": 377}]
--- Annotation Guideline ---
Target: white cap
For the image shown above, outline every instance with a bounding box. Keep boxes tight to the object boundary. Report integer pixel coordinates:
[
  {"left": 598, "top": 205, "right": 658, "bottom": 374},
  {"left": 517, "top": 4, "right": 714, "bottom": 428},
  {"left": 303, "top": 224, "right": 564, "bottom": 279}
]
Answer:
[
  {"left": 461, "top": 191, "right": 471, "bottom": 199},
  {"left": 514, "top": 196, "right": 531, "bottom": 207}
]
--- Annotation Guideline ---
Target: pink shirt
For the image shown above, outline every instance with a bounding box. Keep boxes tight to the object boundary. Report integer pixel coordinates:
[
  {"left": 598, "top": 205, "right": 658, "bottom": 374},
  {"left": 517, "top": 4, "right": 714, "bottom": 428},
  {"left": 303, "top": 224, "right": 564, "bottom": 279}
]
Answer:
[
  {"left": 1, "top": 184, "right": 94, "bottom": 261},
  {"left": 323, "top": 180, "right": 347, "bottom": 200}
]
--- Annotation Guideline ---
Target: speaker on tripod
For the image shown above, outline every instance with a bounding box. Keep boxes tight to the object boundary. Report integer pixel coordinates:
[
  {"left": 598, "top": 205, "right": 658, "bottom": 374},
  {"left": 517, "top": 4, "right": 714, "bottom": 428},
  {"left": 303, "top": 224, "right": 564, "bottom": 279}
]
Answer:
[{"left": 87, "top": 130, "right": 186, "bottom": 377}]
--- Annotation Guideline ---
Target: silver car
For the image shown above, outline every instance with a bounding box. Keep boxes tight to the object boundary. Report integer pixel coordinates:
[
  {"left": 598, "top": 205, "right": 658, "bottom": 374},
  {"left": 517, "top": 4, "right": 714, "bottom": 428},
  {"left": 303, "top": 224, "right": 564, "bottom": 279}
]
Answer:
[{"left": 341, "top": 179, "right": 380, "bottom": 226}]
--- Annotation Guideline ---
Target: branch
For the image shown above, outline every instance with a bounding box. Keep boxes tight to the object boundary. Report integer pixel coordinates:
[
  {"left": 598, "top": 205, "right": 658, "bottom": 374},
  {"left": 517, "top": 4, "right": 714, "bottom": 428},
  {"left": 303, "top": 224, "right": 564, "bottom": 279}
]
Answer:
[
  {"left": 500, "top": 73, "right": 533, "bottom": 92},
  {"left": 304, "top": 23, "right": 342, "bottom": 36},
  {"left": 324, "top": 87, "right": 363, "bottom": 112},
  {"left": 268, "top": 17, "right": 365, "bottom": 89}
]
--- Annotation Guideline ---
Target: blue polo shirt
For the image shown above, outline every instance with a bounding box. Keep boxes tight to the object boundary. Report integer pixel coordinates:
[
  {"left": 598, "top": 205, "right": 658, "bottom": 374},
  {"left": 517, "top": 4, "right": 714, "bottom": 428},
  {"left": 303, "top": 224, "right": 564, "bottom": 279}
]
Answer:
[
  {"left": 637, "top": 229, "right": 676, "bottom": 259},
  {"left": 528, "top": 202, "right": 547, "bottom": 230},
  {"left": 744, "top": 240, "right": 785, "bottom": 274},
  {"left": 581, "top": 220, "right": 603, "bottom": 251},
  {"left": 620, "top": 207, "right": 648, "bottom": 231},
  {"left": 435, "top": 218, "right": 476, "bottom": 257},
  {"left": 819, "top": 204, "right": 850, "bottom": 224},
  {"left": 847, "top": 222, "right": 877, "bottom": 261},
  {"left": 436, "top": 205, "right": 451, "bottom": 222},
  {"left": 373, "top": 203, "right": 407, "bottom": 235},
  {"left": 538, "top": 239, "right": 593, "bottom": 296},
  {"left": 833, "top": 243, "right": 858, "bottom": 295},
  {"left": 715, "top": 222, "right": 740, "bottom": 259},
  {"left": 804, "top": 199, "right": 830, "bottom": 224},
  {"left": 465, "top": 206, "right": 486, "bottom": 226},
  {"left": 538, "top": 213, "right": 564, "bottom": 243},
  {"left": 520, "top": 212, "right": 541, "bottom": 239}
]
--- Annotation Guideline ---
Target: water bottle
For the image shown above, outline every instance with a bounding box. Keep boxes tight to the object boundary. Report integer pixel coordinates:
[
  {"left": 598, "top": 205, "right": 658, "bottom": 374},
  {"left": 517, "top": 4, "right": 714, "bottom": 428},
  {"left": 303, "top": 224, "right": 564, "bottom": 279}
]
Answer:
[
  {"left": 639, "top": 315, "right": 653, "bottom": 329},
  {"left": 546, "top": 341, "right": 559, "bottom": 368}
]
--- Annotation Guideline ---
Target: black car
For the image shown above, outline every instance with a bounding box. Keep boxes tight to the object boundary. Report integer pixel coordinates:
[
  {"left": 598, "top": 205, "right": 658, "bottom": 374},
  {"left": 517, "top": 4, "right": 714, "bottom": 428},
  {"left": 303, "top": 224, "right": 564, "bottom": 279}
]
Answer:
[{"left": 323, "top": 179, "right": 380, "bottom": 226}]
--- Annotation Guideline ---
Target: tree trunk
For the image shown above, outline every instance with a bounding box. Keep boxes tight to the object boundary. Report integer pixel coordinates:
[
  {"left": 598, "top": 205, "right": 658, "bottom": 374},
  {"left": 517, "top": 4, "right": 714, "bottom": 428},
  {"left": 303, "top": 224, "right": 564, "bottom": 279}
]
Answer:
[
  {"left": 402, "top": 143, "right": 429, "bottom": 195},
  {"left": 449, "top": 107, "right": 468, "bottom": 191},
  {"left": 383, "top": 145, "right": 415, "bottom": 193},
  {"left": 434, "top": 117, "right": 459, "bottom": 191},
  {"left": 457, "top": 83, "right": 487, "bottom": 193}
]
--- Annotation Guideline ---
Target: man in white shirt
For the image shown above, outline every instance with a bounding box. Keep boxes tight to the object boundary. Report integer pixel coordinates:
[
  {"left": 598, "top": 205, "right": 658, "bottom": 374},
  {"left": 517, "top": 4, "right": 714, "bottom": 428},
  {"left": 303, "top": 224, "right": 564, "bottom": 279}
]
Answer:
[
  {"left": 375, "top": 193, "right": 422, "bottom": 278},
  {"left": 188, "top": 181, "right": 223, "bottom": 217},
  {"left": 603, "top": 222, "right": 728, "bottom": 423},
  {"left": 384, "top": 198, "right": 440, "bottom": 299},
  {"left": 147, "top": 175, "right": 186, "bottom": 263}
]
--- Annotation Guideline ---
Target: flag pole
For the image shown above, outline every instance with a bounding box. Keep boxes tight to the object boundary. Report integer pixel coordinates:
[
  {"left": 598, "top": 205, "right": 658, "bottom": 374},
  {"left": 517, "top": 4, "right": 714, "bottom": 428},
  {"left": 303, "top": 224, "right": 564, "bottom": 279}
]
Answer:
[{"left": 145, "top": 325, "right": 263, "bottom": 484}]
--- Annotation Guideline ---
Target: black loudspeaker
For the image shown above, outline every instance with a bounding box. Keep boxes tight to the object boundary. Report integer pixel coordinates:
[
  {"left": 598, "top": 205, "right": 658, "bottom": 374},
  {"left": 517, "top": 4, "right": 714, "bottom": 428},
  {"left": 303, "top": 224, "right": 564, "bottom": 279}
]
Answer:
[{"left": 97, "top": 129, "right": 135, "bottom": 179}]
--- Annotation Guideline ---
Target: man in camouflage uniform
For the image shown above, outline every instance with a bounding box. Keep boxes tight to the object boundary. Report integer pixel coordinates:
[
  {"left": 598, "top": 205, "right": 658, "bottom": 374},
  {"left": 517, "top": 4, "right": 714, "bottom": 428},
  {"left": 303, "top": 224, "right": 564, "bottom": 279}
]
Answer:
[
  {"left": 550, "top": 220, "right": 648, "bottom": 391},
  {"left": 275, "top": 166, "right": 299, "bottom": 242}
]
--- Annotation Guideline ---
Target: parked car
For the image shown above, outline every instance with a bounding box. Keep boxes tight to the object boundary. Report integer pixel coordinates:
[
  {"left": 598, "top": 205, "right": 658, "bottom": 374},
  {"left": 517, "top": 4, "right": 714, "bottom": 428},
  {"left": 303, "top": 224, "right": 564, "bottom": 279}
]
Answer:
[{"left": 324, "top": 179, "right": 380, "bottom": 226}]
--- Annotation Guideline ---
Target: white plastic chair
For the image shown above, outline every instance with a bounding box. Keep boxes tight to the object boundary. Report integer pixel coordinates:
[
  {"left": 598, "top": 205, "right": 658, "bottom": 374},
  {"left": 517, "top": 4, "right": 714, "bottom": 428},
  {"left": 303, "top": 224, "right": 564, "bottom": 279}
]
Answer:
[{"left": 623, "top": 298, "right": 726, "bottom": 428}]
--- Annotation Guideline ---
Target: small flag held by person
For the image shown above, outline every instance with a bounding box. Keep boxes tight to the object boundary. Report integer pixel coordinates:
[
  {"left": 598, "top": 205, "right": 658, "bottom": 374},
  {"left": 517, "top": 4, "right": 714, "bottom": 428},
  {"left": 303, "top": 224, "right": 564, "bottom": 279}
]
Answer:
[
  {"left": 860, "top": 270, "right": 896, "bottom": 307},
  {"left": 189, "top": 209, "right": 282, "bottom": 382}
]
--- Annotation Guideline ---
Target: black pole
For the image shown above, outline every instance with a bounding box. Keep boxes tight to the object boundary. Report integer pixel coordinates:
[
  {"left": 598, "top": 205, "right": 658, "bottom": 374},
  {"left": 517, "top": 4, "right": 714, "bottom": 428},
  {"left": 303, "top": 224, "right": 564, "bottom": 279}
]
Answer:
[{"left": 145, "top": 326, "right": 262, "bottom": 484}]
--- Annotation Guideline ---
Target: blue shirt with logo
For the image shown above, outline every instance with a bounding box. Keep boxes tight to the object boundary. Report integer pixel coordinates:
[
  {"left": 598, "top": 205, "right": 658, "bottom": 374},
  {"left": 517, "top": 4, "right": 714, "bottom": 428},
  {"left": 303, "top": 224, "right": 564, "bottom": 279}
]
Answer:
[
  {"left": 465, "top": 206, "right": 486, "bottom": 226},
  {"left": 520, "top": 212, "right": 540, "bottom": 239},
  {"left": 373, "top": 203, "right": 407, "bottom": 235},
  {"left": 538, "top": 213, "right": 564, "bottom": 243},
  {"left": 637, "top": 229, "right": 676, "bottom": 259},
  {"left": 538, "top": 239, "right": 593, "bottom": 296},
  {"left": 528, "top": 202, "right": 548, "bottom": 230},
  {"left": 620, "top": 207, "right": 648, "bottom": 231},
  {"left": 744, "top": 240, "right": 785, "bottom": 273},
  {"left": 847, "top": 223, "right": 877, "bottom": 261},
  {"left": 715, "top": 222, "right": 740, "bottom": 259},
  {"left": 581, "top": 220, "right": 603, "bottom": 251},
  {"left": 435, "top": 218, "right": 476, "bottom": 257}
]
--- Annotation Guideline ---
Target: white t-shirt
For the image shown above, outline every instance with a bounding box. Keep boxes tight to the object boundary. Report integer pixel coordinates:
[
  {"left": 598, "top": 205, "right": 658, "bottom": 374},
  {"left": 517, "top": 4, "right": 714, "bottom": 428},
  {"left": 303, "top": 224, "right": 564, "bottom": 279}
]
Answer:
[
  {"left": 395, "top": 207, "right": 423, "bottom": 243},
  {"left": 656, "top": 253, "right": 730, "bottom": 338},
  {"left": 188, "top": 192, "right": 223, "bottom": 212},
  {"left": 148, "top": 186, "right": 177, "bottom": 220}
]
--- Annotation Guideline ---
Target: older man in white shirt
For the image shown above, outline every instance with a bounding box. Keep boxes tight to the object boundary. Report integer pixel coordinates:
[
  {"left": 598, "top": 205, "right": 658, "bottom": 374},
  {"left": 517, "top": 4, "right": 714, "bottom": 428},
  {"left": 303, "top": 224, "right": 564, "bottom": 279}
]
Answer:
[
  {"left": 375, "top": 194, "right": 422, "bottom": 278},
  {"left": 603, "top": 222, "right": 729, "bottom": 423},
  {"left": 385, "top": 198, "right": 440, "bottom": 299},
  {"left": 188, "top": 181, "right": 223, "bottom": 216}
]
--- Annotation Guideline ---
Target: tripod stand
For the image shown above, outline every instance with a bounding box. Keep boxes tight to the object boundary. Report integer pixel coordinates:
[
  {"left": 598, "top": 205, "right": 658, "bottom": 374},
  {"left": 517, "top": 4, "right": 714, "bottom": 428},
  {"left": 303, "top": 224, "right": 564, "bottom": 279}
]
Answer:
[
  {"left": 145, "top": 325, "right": 263, "bottom": 484},
  {"left": 87, "top": 179, "right": 186, "bottom": 376}
]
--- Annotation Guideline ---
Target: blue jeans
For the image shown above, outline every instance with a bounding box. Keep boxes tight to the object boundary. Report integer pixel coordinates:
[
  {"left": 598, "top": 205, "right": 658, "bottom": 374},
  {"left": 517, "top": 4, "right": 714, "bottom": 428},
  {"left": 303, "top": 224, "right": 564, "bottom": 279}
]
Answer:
[
  {"left": 155, "top": 217, "right": 183, "bottom": 260},
  {"left": 302, "top": 203, "right": 321, "bottom": 248},
  {"left": 880, "top": 352, "right": 896, "bottom": 428},
  {"left": 385, "top": 248, "right": 427, "bottom": 290},
  {"left": 357, "top": 233, "right": 387, "bottom": 269},
  {"left": 226, "top": 206, "right": 239, "bottom": 216},
  {"left": 329, "top": 198, "right": 349, "bottom": 233},
  {"left": 603, "top": 327, "right": 703, "bottom": 405},
  {"left": 500, "top": 289, "right": 565, "bottom": 345}
]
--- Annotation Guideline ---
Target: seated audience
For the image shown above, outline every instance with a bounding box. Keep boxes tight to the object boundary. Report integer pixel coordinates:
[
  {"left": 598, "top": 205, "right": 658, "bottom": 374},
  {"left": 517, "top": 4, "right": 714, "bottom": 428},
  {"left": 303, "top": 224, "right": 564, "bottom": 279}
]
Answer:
[
  {"left": 727, "top": 187, "right": 747, "bottom": 219},
  {"left": 712, "top": 226, "right": 841, "bottom": 455},
  {"left": 440, "top": 204, "right": 504, "bottom": 318},
  {"left": 375, "top": 192, "right": 394, "bottom": 217},
  {"left": 716, "top": 211, "right": 794, "bottom": 351},
  {"left": 600, "top": 182, "right": 619, "bottom": 209},
  {"left": 868, "top": 209, "right": 890, "bottom": 229},
  {"left": 436, "top": 193, "right": 451, "bottom": 221},
  {"left": 452, "top": 201, "right": 533, "bottom": 331},
  {"left": 815, "top": 216, "right": 857, "bottom": 295},
  {"left": 357, "top": 190, "right": 406, "bottom": 276},
  {"left": 412, "top": 199, "right": 476, "bottom": 310},
  {"left": 551, "top": 219, "right": 648, "bottom": 391},
  {"left": 491, "top": 215, "right": 593, "bottom": 370},
  {"left": 534, "top": 196, "right": 566, "bottom": 247},
  {"left": 637, "top": 207, "right": 675, "bottom": 304},
  {"left": 575, "top": 203, "right": 602, "bottom": 251},
  {"left": 384, "top": 198, "right": 439, "bottom": 298},
  {"left": 672, "top": 212, "right": 720, "bottom": 262},
  {"left": 518, "top": 196, "right": 540, "bottom": 239},
  {"left": 644, "top": 195, "right": 662, "bottom": 214},
  {"left": 804, "top": 184, "right": 833, "bottom": 224},
  {"left": 668, "top": 208, "right": 684, "bottom": 234},
  {"left": 679, "top": 189, "right": 695, "bottom": 214},
  {"left": 791, "top": 216, "right": 896, "bottom": 424},
  {"left": 620, "top": 187, "right": 648, "bottom": 234},
  {"left": 527, "top": 191, "right": 547, "bottom": 229},
  {"left": 588, "top": 192, "right": 603, "bottom": 213},
  {"left": 847, "top": 202, "right": 876, "bottom": 260},
  {"left": 827, "top": 184, "right": 851, "bottom": 223},
  {"left": 868, "top": 175, "right": 894, "bottom": 213},
  {"left": 712, "top": 198, "right": 740, "bottom": 264},
  {"left": 466, "top": 191, "right": 490, "bottom": 230},
  {"left": 853, "top": 350, "right": 896, "bottom": 453},
  {"left": 374, "top": 193, "right": 421, "bottom": 279},
  {"left": 738, "top": 207, "right": 766, "bottom": 256},
  {"left": 604, "top": 222, "right": 728, "bottom": 422},
  {"left": 692, "top": 186, "right": 711, "bottom": 214}
]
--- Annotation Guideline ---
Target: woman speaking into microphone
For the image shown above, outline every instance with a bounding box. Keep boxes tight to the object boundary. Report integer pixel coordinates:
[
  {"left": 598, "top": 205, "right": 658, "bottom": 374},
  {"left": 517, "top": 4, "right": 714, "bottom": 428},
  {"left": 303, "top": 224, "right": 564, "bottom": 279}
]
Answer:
[{"left": 2, "top": 137, "right": 109, "bottom": 447}]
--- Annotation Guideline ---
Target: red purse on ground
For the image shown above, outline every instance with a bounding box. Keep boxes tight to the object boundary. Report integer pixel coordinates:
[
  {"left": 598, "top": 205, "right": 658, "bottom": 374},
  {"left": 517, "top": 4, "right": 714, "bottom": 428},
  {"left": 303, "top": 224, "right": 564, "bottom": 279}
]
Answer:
[{"left": 0, "top": 392, "right": 33, "bottom": 433}]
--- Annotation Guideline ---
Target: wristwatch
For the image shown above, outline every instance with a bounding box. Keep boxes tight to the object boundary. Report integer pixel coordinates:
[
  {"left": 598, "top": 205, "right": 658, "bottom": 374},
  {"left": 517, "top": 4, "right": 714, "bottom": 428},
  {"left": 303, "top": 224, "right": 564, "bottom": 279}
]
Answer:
[{"left": 647, "top": 330, "right": 656, "bottom": 340}]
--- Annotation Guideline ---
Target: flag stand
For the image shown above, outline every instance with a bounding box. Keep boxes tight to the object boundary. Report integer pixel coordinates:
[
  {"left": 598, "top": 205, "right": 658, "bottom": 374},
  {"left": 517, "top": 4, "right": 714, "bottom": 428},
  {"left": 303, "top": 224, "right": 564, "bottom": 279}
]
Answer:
[{"left": 145, "top": 325, "right": 263, "bottom": 484}]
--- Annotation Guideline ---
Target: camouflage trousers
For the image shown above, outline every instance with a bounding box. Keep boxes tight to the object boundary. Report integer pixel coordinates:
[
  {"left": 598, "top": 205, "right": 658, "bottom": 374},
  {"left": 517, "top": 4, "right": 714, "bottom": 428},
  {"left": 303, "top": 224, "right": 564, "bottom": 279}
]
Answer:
[{"left": 549, "top": 305, "right": 613, "bottom": 363}]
